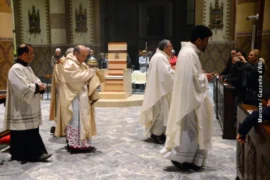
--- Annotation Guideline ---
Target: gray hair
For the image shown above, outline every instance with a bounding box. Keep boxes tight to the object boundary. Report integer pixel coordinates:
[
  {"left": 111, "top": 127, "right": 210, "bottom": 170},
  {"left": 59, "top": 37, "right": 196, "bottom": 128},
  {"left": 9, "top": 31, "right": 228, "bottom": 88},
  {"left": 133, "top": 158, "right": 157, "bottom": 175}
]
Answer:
[
  {"left": 65, "top": 48, "right": 74, "bottom": 56},
  {"left": 55, "top": 48, "right": 61, "bottom": 52},
  {"left": 158, "top": 39, "right": 170, "bottom": 51}
]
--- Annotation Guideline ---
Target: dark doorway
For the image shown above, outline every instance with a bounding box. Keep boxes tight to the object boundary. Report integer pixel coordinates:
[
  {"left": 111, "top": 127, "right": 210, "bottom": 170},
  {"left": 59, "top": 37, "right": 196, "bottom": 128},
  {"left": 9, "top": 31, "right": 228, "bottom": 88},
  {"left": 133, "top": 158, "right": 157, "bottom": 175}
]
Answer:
[{"left": 100, "top": 0, "right": 195, "bottom": 69}]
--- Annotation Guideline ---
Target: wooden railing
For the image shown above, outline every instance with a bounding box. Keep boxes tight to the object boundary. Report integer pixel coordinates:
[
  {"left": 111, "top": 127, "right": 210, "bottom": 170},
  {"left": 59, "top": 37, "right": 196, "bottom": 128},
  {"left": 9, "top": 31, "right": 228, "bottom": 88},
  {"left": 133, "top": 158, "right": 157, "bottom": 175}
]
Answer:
[
  {"left": 236, "top": 104, "right": 270, "bottom": 180},
  {"left": 213, "top": 75, "right": 237, "bottom": 139}
]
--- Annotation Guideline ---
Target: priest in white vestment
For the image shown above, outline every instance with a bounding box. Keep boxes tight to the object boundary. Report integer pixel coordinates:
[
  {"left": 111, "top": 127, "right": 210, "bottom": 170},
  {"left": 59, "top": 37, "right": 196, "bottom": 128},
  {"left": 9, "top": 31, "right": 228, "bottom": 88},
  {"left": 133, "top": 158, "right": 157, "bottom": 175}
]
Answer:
[
  {"left": 140, "top": 40, "right": 175, "bottom": 144},
  {"left": 161, "top": 25, "right": 214, "bottom": 170},
  {"left": 4, "top": 44, "right": 51, "bottom": 162},
  {"left": 49, "top": 48, "right": 74, "bottom": 135},
  {"left": 56, "top": 45, "right": 100, "bottom": 153}
]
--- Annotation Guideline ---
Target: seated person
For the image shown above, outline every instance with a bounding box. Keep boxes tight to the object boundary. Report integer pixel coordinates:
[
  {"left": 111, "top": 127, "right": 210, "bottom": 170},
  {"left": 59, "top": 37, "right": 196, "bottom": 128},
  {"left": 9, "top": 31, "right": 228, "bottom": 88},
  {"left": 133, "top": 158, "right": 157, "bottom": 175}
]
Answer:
[
  {"left": 240, "top": 49, "right": 265, "bottom": 106},
  {"left": 220, "top": 48, "right": 239, "bottom": 76},
  {"left": 237, "top": 99, "right": 270, "bottom": 144},
  {"left": 222, "top": 50, "right": 246, "bottom": 86}
]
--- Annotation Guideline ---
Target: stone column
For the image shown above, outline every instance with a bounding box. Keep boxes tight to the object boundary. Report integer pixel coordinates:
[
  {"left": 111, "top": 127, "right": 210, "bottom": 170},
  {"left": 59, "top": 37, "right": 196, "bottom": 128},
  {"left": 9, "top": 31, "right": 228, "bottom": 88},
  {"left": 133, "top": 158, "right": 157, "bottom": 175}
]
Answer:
[{"left": 0, "top": 0, "right": 14, "bottom": 90}]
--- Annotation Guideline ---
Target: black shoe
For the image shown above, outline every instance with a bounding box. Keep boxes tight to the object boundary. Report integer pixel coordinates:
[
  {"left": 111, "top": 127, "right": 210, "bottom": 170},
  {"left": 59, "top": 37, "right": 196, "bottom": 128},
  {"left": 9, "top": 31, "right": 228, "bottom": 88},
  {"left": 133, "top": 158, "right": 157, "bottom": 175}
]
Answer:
[
  {"left": 190, "top": 163, "right": 202, "bottom": 171},
  {"left": 171, "top": 161, "right": 192, "bottom": 170},
  {"left": 50, "top": 126, "right": 55, "bottom": 134},
  {"left": 159, "top": 134, "right": 166, "bottom": 142},
  {"left": 151, "top": 134, "right": 165, "bottom": 144}
]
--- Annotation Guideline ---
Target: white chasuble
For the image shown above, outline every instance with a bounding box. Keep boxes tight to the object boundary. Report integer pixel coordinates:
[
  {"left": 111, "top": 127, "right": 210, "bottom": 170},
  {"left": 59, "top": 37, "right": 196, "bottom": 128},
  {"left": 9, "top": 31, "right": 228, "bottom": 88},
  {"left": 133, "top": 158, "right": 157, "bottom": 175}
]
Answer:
[
  {"left": 162, "top": 42, "right": 214, "bottom": 163},
  {"left": 140, "top": 49, "right": 174, "bottom": 136}
]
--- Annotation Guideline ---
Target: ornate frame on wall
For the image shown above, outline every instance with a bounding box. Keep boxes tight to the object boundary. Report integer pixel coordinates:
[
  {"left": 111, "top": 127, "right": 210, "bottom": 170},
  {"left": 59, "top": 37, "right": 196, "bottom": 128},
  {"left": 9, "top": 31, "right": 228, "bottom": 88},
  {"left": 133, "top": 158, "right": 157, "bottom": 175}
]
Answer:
[
  {"left": 28, "top": 6, "right": 41, "bottom": 34},
  {"left": 209, "top": 0, "right": 224, "bottom": 29},
  {"left": 75, "top": 4, "right": 88, "bottom": 33}
]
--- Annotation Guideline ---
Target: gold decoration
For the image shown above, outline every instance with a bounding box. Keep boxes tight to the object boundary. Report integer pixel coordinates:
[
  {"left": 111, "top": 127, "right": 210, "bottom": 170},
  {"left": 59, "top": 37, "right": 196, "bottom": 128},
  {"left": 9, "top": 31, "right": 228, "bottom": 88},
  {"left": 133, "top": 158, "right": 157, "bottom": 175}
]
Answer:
[
  {"left": 114, "top": 53, "right": 119, "bottom": 59},
  {"left": 28, "top": 6, "right": 41, "bottom": 34},
  {"left": 75, "top": 4, "right": 88, "bottom": 33},
  {"left": 209, "top": 0, "right": 224, "bottom": 29}
]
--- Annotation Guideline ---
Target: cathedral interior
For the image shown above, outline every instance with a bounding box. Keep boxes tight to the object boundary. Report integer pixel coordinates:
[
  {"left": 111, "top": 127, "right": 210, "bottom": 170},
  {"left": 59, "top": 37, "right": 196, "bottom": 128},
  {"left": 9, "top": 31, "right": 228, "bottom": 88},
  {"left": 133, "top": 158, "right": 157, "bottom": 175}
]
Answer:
[{"left": 0, "top": 0, "right": 270, "bottom": 179}]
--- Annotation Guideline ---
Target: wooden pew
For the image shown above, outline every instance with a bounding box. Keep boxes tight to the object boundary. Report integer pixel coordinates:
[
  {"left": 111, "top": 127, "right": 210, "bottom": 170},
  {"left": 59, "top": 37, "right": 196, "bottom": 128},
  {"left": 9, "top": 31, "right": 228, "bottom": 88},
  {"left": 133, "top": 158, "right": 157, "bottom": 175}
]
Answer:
[
  {"left": 215, "top": 78, "right": 237, "bottom": 139},
  {"left": 236, "top": 104, "right": 270, "bottom": 180},
  {"left": 213, "top": 75, "right": 219, "bottom": 119},
  {"left": 0, "top": 94, "right": 6, "bottom": 105}
]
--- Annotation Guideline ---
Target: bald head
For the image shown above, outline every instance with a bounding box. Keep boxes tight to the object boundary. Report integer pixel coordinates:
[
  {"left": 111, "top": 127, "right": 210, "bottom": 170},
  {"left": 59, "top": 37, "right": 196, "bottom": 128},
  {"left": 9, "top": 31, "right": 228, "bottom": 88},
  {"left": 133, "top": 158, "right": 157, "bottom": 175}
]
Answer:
[{"left": 73, "top": 45, "right": 88, "bottom": 63}]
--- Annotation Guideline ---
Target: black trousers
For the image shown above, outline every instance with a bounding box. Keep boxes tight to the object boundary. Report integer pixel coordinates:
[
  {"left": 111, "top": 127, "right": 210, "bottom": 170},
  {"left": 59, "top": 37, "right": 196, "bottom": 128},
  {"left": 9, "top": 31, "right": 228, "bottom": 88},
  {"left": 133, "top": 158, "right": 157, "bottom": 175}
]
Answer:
[{"left": 10, "top": 128, "right": 47, "bottom": 162}]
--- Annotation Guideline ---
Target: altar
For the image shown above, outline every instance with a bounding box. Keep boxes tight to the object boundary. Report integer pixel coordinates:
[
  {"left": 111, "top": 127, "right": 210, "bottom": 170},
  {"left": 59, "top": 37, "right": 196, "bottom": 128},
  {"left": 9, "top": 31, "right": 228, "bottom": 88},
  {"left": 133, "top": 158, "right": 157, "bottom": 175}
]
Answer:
[{"left": 96, "top": 42, "right": 143, "bottom": 107}]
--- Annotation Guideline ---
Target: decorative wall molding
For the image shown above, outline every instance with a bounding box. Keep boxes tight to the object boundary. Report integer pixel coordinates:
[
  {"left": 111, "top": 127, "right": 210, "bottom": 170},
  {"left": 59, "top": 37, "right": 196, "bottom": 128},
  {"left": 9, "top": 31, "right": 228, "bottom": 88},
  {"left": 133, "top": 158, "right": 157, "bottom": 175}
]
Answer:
[
  {"left": 208, "top": 0, "right": 224, "bottom": 29},
  {"left": 45, "top": 0, "right": 51, "bottom": 44},
  {"left": 203, "top": 0, "right": 207, "bottom": 25},
  {"left": 28, "top": 6, "right": 41, "bottom": 35},
  {"left": 225, "top": 0, "right": 230, "bottom": 40},
  {"left": 75, "top": 3, "right": 88, "bottom": 33},
  {"left": 0, "top": 38, "right": 13, "bottom": 41},
  {"left": 208, "top": 41, "right": 235, "bottom": 44},
  {"left": 18, "top": 0, "right": 23, "bottom": 43},
  {"left": 68, "top": 0, "right": 73, "bottom": 43},
  {"left": 89, "top": 0, "right": 94, "bottom": 43}
]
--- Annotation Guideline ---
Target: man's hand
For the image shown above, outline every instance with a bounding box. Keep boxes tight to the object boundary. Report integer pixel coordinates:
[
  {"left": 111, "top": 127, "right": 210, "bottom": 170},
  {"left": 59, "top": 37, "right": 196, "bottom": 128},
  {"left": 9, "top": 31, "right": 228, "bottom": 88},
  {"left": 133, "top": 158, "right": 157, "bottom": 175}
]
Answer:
[
  {"left": 38, "top": 83, "right": 46, "bottom": 91},
  {"left": 267, "top": 99, "right": 270, "bottom": 106},
  {"left": 206, "top": 73, "right": 213, "bottom": 82},
  {"left": 220, "top": 75, "right": 223, "bottom": 81},
  {"left": 236, "top": 133, "right": 246, "bottom": 144},
  {"left": 238, "top": 56, "right": 247, "bottom": 63}
]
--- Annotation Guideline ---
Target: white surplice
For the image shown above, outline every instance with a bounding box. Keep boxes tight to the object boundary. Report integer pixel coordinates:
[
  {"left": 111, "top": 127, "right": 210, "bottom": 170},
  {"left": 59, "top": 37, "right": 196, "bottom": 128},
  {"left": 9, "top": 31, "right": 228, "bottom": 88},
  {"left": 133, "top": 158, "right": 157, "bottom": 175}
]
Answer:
[
  {"left": 161, "top": 42, "right": 214, "bottom": 166},
  {"left": 4, "top": 63, "right": 42, "bottom": 130},
  {"left": 140, "top": 49, "right": 174, "bottom": 137}
]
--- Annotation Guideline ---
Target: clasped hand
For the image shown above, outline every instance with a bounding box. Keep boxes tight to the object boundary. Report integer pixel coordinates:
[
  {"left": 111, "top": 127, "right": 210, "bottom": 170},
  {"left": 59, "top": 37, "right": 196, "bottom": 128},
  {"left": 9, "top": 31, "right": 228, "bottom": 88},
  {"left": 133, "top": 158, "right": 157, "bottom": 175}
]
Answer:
[{"left": 38, "top": 83, "right": 46, "bottom": 91}]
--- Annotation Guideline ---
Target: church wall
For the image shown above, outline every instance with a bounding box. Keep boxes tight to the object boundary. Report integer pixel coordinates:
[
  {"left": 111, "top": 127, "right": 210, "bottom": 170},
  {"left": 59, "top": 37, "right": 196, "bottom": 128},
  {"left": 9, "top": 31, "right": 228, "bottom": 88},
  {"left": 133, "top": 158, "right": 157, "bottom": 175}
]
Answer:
[
  {"left": 12, "top": 0, "right": 52, "bottom": 78},
  {"left": 235, "top": 1, "right": 257, "bottom": 54},
  {"left": 205, "top": 0, "right": 229, "bottom": 41},
  {"left": 21, "top": 0, "right": 50, "bottom": 45},
  {"left": 235, "top": 0, "right": 270, "bottom": 77},
  {"left": 0, "top": 0, "right": 14, "bottom": 90},
  {"left": 70, "top": 0, "right": 94, "bottom": 45},
  {"left": 195, "top": 0, "right": 235, "bottom": 73},
  {"left": 50, "top": 0, "right": 67, "bottom": 45}
]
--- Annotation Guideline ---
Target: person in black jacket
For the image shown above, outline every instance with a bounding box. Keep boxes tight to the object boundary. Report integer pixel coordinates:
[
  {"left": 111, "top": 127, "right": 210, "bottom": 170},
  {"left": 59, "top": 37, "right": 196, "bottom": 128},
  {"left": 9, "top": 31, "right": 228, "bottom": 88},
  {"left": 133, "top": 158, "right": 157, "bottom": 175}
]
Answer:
[
  {"left": 239, "top": 49, "right": 265, "bottom": 106},
  {"left": 220, "top": 48, "right": 239, "bottom": 76}
]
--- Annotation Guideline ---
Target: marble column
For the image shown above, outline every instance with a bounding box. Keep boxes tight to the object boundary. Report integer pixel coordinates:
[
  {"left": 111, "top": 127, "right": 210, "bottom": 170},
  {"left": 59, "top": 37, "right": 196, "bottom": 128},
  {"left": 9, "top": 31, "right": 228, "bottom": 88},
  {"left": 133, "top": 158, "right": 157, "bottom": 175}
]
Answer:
[{"left": 0, "top": 0, "right": 14, "bottom": 90}]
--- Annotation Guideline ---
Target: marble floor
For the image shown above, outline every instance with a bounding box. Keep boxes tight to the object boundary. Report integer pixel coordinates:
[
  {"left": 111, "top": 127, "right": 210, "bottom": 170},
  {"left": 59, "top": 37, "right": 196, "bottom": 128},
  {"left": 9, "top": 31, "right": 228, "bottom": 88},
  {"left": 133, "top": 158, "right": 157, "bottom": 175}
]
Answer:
[{"left": 0, "top": 84, "right": 236, "bottom": 180}]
